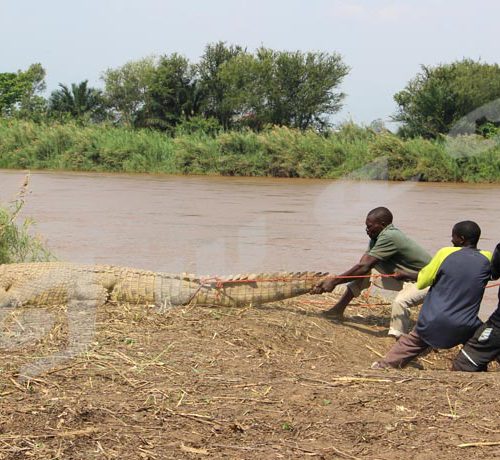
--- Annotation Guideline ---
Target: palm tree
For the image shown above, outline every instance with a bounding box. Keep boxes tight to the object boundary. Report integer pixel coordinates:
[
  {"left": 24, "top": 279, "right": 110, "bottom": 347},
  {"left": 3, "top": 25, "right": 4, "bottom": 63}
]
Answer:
[{"left": 49, "top": 80, "right": 105, "bottom": 121}]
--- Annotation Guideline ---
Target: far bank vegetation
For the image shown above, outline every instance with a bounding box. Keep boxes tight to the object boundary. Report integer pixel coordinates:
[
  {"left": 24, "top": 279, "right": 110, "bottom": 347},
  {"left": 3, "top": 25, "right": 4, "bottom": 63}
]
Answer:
[{"left": 0, "top": 45, "right": 499, "bottom": 182}]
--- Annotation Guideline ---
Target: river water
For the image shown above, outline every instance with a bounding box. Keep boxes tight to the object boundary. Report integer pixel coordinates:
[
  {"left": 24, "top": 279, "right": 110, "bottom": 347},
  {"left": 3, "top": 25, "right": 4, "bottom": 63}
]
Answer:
[{"left": 1, "top": 169, "right": 499, "bottom": 306}]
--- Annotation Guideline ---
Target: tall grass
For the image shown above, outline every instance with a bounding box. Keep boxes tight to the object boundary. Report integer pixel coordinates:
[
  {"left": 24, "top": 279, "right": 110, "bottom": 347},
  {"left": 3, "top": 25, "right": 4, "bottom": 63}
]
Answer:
[
  {"left": 0, "top": 119, "right": 498, "bottom": 182},
  {"left": 0, "top": 175, "right": 54, "bottom": 264}
]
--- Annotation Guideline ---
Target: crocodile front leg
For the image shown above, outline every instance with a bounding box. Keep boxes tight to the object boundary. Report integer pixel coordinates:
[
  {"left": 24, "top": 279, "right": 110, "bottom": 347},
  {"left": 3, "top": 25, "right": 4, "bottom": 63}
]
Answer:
[
  {"left": 18, "top": 281, "right": 108, "bottom": 380},
  {"left": 0, "top": 287, "right": 21, "bottom": 309}
]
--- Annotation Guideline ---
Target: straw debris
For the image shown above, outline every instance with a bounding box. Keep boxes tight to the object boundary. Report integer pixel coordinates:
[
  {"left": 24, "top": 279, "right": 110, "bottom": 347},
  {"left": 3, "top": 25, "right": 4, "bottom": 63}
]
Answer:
[{"left": 0, "top": 292, "right": 498, "bottom": 459}]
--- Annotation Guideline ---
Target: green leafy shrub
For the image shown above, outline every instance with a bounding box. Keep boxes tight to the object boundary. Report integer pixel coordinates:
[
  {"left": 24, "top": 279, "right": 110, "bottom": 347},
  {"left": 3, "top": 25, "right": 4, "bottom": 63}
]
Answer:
[
  {"left": 0, "top": 177, "right": 54, "bottom": 264},
  {"left": 0, "top": 119, "right": 498, "bottom": 182}
]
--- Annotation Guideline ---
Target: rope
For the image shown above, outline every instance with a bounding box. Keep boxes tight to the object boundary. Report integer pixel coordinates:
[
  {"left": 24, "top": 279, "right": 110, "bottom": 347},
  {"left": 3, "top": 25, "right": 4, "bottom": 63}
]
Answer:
[
  {"left": 186, "top": 273, "right": 382, "bottom": 304},
  {"left": 211, "top": 272, "right": 397, "bottom": 287},
  {"left": 324, "top": 273, "right": 397, "bottom": 280},
  {"left": 185, "top": 273, "right": 499, "bottom": 306},
  {"left": 184, "top": 276, "right": 221, "bottom": 304},
  {"left": 215, "top": 274, "right": 500, "bottom": 289}
]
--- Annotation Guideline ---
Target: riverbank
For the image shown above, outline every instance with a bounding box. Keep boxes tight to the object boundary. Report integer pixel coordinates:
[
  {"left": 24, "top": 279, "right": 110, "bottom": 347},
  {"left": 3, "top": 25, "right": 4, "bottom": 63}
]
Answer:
[
  {"left": 1, "top": 293, "right": 499, "bottom": 459},
  {"left": 0, "top": 119, "right": 498, "bottom": 182}
]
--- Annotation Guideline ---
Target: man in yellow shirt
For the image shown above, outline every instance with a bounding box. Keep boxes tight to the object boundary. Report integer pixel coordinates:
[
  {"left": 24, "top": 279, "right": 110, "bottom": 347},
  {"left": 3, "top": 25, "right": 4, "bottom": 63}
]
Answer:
[{"left": 372, "top": 221, "right": 492, "bottom": 369}]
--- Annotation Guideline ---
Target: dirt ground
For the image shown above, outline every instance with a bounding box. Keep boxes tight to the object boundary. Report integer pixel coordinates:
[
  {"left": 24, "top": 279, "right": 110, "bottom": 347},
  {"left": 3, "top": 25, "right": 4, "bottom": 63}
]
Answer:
[{"left": 1, "top": 292, "right": 499, "bottom": 460}]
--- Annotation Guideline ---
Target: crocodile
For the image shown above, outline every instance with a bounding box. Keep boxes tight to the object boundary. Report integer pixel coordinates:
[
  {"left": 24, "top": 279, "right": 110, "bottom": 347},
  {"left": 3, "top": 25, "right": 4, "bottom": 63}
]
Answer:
[
  {"left": 0, "top": 262, "right": 328, "bottom": 309},
  {"left": 0, "top": 262, "right": 328, "bottom": 378}
]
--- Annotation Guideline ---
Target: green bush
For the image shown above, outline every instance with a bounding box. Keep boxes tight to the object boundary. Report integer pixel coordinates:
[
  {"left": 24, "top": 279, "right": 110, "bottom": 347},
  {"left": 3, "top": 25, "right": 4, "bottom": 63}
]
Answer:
[
  {"left": 0, "top": 178, "right": 54, "bottom": 264},
  {"left": 0, "top": 119, "right": 498, "bottom": 182}
]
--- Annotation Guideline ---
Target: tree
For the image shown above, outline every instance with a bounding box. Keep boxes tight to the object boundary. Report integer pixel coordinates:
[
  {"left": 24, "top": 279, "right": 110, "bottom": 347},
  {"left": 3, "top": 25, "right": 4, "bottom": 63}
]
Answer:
[
  {"left": 49, "top": 80, "right": 106, "bottom": 122},
  {"left": 101, "top": 57, "right": 157, "bottom": 126},
  {"left": 15, "top": 63, "right": 47, "bottom": 120},
  {"left": 139, "top": 53, "right": 200, "bottom": 130},
  {"left": 0, "top": 63, "right": 47, "bottom": 117},
  {"left": 220, "top": 48, "right": 349, "bottom": 130},
  {"left": 393, "top": 59, "right": 500, "bottom": 138},
  {"left": 197, "top": 41, "right": 244, "bottom": 129},
  {"left": 0, "top": 73, "right": 21, "bottom": 115}
]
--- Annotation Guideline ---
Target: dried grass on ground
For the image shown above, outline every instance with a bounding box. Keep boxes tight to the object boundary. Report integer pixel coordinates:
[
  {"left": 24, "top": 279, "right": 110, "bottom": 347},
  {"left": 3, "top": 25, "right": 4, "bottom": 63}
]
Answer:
[{"left": 0, "top": 292, "right": 499, "bottom": 459}]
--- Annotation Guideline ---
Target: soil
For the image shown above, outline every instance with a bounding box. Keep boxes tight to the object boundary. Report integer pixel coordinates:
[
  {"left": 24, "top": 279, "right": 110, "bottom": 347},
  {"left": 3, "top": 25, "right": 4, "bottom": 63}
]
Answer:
[{"left": 0, "top": 292, "right": 499, "bottom": 460}]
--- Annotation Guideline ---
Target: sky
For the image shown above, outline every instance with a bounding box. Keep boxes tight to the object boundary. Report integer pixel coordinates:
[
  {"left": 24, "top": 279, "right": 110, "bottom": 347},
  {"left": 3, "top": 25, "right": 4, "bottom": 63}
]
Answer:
[{"left": 1, "top": 0, "right": 499, "bottom": 126}]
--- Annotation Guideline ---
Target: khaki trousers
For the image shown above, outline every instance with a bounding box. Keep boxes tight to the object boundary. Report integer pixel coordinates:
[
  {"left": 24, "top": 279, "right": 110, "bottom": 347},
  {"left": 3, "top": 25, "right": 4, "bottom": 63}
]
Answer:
[{"left": 347, "top": 269, "right": 429, "bottom": 337}]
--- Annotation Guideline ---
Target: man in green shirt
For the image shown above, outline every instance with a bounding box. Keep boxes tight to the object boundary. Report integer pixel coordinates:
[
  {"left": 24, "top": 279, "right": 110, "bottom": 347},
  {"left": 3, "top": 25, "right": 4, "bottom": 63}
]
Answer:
[{"left": 311, "top": 207, "right": 431, "bottom": 338}]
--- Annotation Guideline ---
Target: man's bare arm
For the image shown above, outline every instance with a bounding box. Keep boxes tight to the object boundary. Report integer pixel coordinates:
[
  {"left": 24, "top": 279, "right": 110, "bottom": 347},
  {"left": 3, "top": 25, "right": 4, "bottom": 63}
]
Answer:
[
  {"left": 311, "top": 254, "right": 379, "bottom": 294},
  {"left": 393, "top": 269, "right": 418, "bottom": 282}
]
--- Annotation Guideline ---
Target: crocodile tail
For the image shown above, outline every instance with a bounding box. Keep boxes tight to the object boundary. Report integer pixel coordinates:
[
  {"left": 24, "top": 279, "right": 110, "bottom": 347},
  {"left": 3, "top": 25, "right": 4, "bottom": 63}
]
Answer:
[{"left": 189, "top": 271, "right": 329, "bottom": 307}]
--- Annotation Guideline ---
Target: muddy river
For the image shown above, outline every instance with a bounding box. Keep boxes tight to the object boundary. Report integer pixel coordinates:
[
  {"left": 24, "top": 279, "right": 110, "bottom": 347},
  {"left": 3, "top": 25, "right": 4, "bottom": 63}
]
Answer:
[{"left": 1, "top": 169, "right": 499, "bottom": 306}]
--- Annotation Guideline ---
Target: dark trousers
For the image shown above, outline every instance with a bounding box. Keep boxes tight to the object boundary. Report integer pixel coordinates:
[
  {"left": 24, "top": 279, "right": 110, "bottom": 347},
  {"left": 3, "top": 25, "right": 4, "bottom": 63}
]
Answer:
[{"left": 452, "top": 322, "right": 500, "bottom": 372}]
